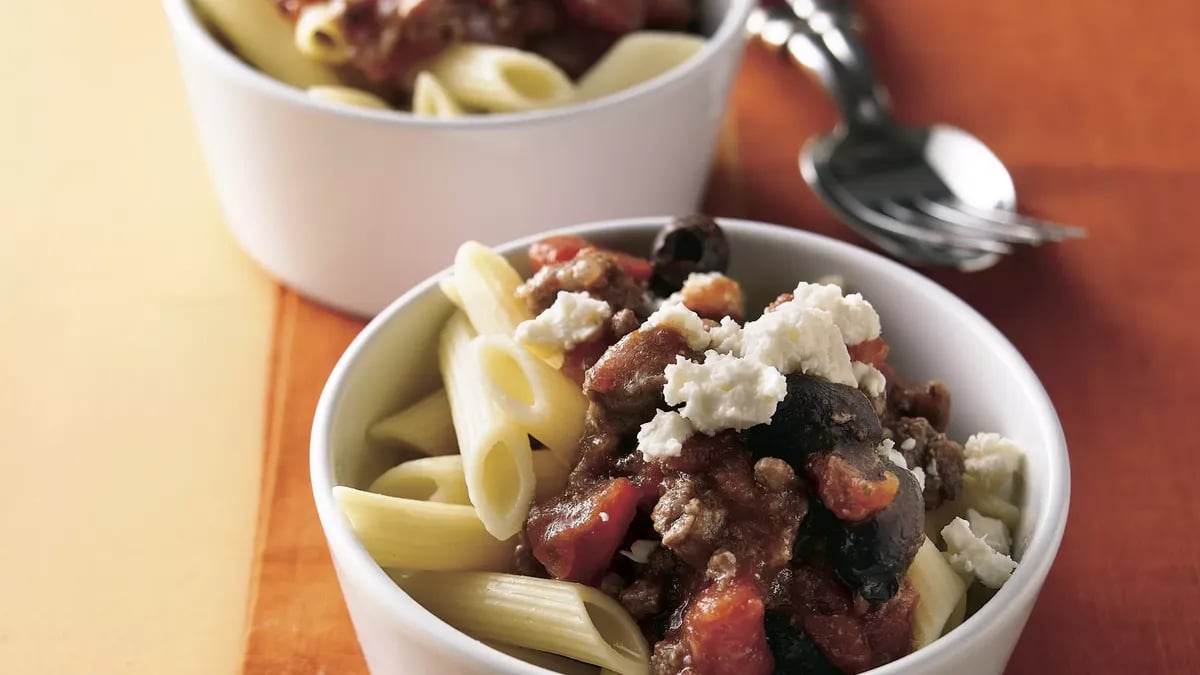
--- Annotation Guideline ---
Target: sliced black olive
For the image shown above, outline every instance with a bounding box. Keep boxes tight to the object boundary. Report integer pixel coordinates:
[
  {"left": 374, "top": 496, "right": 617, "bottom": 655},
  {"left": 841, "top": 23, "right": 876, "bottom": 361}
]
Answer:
[
  {"left": 828, "top": 465, "right": 924, "bottom": 607},
  {"left": 763, "top": 611, "right": 843, "bottom": 675},
  {"left": 743, "top": 374, "right": 883, "bottom": 470},
  {"left": 649, "top": 214, "right": 731, "bottom": 294}
]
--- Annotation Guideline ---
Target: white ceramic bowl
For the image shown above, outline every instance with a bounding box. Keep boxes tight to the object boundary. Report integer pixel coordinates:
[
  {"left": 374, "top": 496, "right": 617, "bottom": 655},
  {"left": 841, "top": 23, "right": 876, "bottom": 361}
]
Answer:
[
  {"left": 311, "top": 218, "right": 1070, "bottom": 675},
  {"left": 162, "top": 0, "right": 755, "bottom": 317}
]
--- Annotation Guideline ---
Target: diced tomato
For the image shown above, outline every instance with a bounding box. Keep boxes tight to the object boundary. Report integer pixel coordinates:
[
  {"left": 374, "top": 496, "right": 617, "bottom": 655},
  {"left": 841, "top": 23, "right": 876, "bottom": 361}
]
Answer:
[
  {"left": 848, "top": 337, "right": 890, "bottom": 368},
  {"left": 527, "top": 236, "right": 654, "bottom": 283},
  {"left": 525, "top": 478, "right": 639, "bottom": 584},
  {"left": 682, "top": 577, "right": 774, "bottom": 675},
  {"left": 808, "top": 453, "right": 899, "bottom": 522}
]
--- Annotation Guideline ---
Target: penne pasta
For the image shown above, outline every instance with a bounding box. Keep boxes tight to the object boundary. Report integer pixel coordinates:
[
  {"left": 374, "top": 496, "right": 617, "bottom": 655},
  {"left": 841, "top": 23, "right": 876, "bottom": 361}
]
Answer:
[
  {"left": 333, "top": 487, "right": 515, "bottom": 571},
  {"left": 425, "top": 45, "right": 574, "bottom": 113},
  {"left": 294, "top": 1, "right": 352, "bottom": 64},
  {"left": 440, "top": 312, "right": 535, "bottom": 539},
  {"left": 453, "top": 242, "right": 534, "bottom": 337},
  {"left": 908, "top": 536, "right": 968, "bottom": 649},
  {"left": 412, "top": 71, "right": 467, "bottom": 118},
  {"left": 486, "top": 642, "right": 600, "bottom": 675},
  {"left": 476, "top": 335, "right": 587, "bottom": 463},
  {"left": 399, "top": 572, "right": 650, "bottom": 675},
  {"left": 576, "top": 32, "right": 706, "bottom": 102},
  {"left": 192, "top": 0, "right": 341, "bottom": 88},
  {"left": 369, "top": 450, "right": 569, "bottom": 505},
  {"left": 439, "top": 276, "right": 464, "bottom": 309},
  {"left": 367, "top": 389, "right": 457, "bottom": 456},
  {"left": 307, "top": 85, "right": 391, "bottom": 110},
  {"left": 961, "top": 475, "right": 1021, "bottom": 531}
]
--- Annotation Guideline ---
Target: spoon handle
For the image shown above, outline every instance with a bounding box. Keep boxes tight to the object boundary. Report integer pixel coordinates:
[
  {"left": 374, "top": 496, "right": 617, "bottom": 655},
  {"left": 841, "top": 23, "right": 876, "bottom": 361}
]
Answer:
[{"left": 751, "top": 0, "right": 894, "bottom": 131}]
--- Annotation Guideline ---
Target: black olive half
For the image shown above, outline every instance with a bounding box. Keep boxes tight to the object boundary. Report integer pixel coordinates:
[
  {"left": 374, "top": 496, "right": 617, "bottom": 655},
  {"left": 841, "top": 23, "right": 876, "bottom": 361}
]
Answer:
[
  {"left": 763, "top": 611, "right": 842, "bottom": 675},
  {"left": 649, "top": 214, "right": 731, "bottom": 294}
]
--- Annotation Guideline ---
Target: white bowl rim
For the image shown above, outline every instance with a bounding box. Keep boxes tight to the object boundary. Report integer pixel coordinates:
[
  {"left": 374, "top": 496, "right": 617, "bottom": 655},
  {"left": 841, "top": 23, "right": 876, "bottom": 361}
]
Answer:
[
  {"left": 161, "top": 0, "right": 756, "bottom": 131},
  {"left": 310, "top": 217, "right": 1071, "bottom": 675}
]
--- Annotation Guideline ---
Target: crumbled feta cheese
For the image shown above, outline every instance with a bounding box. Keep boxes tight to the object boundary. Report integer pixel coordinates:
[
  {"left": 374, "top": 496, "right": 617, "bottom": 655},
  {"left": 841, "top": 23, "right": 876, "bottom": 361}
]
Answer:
[
  {"left": 789, "top": 282, "right": 882, "bottom": 345},
  {"left": 515, "top": 291, "right": 611, "bottom": 351},
  {"left": 964, "top": 433, "right": 1024, "bottom": 500},
  {"left": 911, "top": 467, "right": 927, "bottom": 491},
  {"left": 663, "top": 351, "right": 787, "bottom": 434},
  {"left": 941, "top": 517, "right": 1018, "bottom": 589},
  {"left": 852, "top": 361, "right": 886, "bottom": 397},
  {"left": 740, "top": 303, "right": 855, "bottom": 385},
  {"left": 646, "top": 303, "right": 710, "bottom": 351},
  {"left": 966, "top": 508, "right": 1011, "bottom": 555},
  {"left": 900, "top": 438, "right": 917, "bottom": 452},
  {"left": 621, "top": 539, "right": 659, "bottom": 564},
  {"left": 707, "top": 316, "right": 743, "bottom": 355},
  {"left": 877, "top": 439, "right": 925, "bottom": 490},
  {"left": 599, "top": 511, "right": 610, "bottom": 523},
  {"left": 636, "top": 410, "right": 695, "bottom": 461}
]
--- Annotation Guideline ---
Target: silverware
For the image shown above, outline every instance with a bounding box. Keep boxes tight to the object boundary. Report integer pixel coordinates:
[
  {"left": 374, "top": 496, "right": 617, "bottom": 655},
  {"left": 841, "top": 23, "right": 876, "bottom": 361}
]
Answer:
[{"left": 747, "top": 0, "right": 1086, "bottom": 270}]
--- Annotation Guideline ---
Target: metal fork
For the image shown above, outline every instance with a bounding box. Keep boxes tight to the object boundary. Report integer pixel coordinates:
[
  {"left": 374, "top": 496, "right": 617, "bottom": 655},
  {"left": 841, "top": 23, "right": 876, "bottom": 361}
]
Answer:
[{"left": 748, "top": 0, "right": 1086, "bottom": 270}]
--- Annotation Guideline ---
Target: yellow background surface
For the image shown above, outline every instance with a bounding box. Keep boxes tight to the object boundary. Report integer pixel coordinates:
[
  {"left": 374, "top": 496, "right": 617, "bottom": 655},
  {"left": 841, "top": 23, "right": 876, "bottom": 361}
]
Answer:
[{"left": 2, "top": 3, "right": 275, "bottom": 674}]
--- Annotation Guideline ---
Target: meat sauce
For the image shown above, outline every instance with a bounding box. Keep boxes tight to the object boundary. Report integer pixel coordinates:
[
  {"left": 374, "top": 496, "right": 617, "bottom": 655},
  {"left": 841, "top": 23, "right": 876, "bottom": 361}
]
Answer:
[
  {"left": 274, "top": 0, "right": 699, "bottom": 86},
  {"left": 516, "top": 218, "right": 965, "bottom": 674}
]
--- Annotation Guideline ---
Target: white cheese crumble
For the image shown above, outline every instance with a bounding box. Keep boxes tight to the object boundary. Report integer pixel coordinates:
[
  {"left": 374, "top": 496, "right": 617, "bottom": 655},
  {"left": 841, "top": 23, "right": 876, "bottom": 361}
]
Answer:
[
  {"left": 620, "top": 540, "right": 658, "bottom": 564},
  {"left": 599, "top": 511, "right": 610, "bottom": 523},
  {"left": 964, "top": 433, "right": 1024, "bottom": 500},
  {"left": 790, "top": 282, "right": 882, "bottom": 345},
  {"left": 636, "top": 410, "right": 695, "bottom": 461},
  {"left": 852, "top": 361, "right": 886, "bottom": 397},
  {"left": 663, "top": 351, "right": 788, "bottom": 434},
  {"left": 646, "top": 302, "right": 710, "bottom": 351},
  {"left": 515, "top": 291, "right": 611, "bottom": 351},
  {"left": 900, "top": 438, "right": 917, "bottom": 451},
  {"left": 876, "top": 439, "right": 925, "bottom": 491},
  {"left": 966, "top": 508, "right": 1011, "bottom": 555},
  {"left": 740, "top": 303, "right": 856, "bottom": 386},
  {"left": 941, "top": 517, "right": 1018, "bottom": 588},
  {"left": 707, "top": 316, "right": 743, "bottom": 356}
]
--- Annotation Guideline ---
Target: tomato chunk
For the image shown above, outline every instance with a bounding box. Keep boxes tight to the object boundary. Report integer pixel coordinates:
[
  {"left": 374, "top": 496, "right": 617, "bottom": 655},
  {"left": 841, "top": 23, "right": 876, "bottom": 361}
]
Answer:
[
  {"left": 682, "top": 577, "right": 774, "bottom": 675},
  {"left": 525, "top": 478, "right": 639, "bottom": 584},
  {"left": 528, "top": 236, "right": 653, "bottom": 283},
  {"left": 808, "top": 453, "right": 899, "bottom": 522}
]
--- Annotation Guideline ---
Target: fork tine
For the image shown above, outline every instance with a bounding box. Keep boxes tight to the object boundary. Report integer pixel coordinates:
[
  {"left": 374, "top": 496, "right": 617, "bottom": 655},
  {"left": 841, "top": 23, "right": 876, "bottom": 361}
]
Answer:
[
  {"left": 896, "top": 198, "right": 1048, "bottom": 245},
  {"left": 917, "top": 197, "right": 1088, "bottom": 242},
  {"left": 832, "top": 190, "right": 1014, "bottom": 255}
]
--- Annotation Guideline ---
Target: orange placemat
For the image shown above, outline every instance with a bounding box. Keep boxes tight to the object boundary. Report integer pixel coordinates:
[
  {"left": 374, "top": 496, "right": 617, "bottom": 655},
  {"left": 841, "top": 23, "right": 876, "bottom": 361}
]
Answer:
[{"left": 242, "top": 3, "right": 1200, "bottom": 671}]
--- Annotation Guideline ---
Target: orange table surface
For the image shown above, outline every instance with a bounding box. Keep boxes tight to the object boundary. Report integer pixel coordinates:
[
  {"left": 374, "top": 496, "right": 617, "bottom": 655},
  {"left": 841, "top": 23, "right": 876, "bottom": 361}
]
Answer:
[{"left": 244, "top": 2, "right": 1200, "bottom": 673}]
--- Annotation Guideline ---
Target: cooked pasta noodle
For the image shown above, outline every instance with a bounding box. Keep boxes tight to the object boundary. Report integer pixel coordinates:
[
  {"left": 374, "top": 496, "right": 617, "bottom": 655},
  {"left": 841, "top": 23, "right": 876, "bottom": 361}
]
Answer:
[
  {"left": 440, "top": 312, "right": 535, "bottom": 539},
  {"left": 476, "top": 335, "right": 588, "bottom": 463},
  {"left": 425, "top": 45, "right": 574, "bottom": 113},
  {"left": 333, "top": 487, "right": 515, "bottom": 571},
  {"left": 486, "top": 642, "right": 600, "bottom": 675},
  {"left": 908, "top": 536, "right": 968, "bottom": 648},
  {"left": 307, "top": 85, "right": 391, "bottom": 110},
  {"left": 367, "top": 389, "right": 456, "bottom": 456},
  {"left": 369, "top": 450, "right": 569, "bottom": 505},
  {"left": 576, "top": 32, "right": 706, "bottom": 101},
  {"left": 453, "top": 242, "right": 534, "bottom": 337},
  {"left": 412, "top": 71, "right": 466, "bottom": 118},
  {"left": 192, "top": 0, "right": 340, "bottom": 88},
  {"left": 439, "top": 276, "right": 464, "bottom": 308},
  {"left": 399, "top": 572, "right": 650, "bottom": 675},
  {"left": 294, "top": 1, "right": 352, "bottom": 64},
  {"left": 962, "top": 475, "right": 1021, "bottom": 530}
]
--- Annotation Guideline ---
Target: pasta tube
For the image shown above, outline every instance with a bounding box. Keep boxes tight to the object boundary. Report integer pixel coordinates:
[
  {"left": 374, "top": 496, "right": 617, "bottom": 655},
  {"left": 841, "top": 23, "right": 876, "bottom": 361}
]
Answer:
[
  {"left": 908, "top": 536, "right": 968, "bottom": 648},
  {"left": 476, "top": 335, "right": 587, "bottom": 463},
  {"left": 369, "top": 451, "right": 569, "bottom": 505},
  {"left": 413, "top": 71, "right": 466, "bottom": 118},
  {"left": 294, "top": 1, "right": 352, "bottom": 64},
  {"left": 368, "top": 389, "right": 457, "bottom": 456},
  {"left": 453, "top": 242, "right": 534, "bottom": 337},
  {"left": 440, "top": 312, "right": 535, "bottom": 539},
  {"left": 425, "top": 45, "right": 574, "bottom": 112},
  {"left": 191, "top": 0, "right": 340, "bottom": 88},
  {"left": 439, "top": 276, "right": 463, "bottom": 308},
  {"left": 399, "top": 572, "right": 650, "bottom": 675},
  {"left": 307, "top": 85, "right": 391, "bottom": 110},
  {"left": 486, "top": 642, "right": 600, "bottom": 675},
  {"left": 577, "top": 32, "right": 706, "bottom": 101},
  {"left": 333, "top": 487, "right": 515, "bottom": 571}
]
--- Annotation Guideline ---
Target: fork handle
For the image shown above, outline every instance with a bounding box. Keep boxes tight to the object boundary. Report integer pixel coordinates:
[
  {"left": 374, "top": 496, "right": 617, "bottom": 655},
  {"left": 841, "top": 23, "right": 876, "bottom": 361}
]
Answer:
[{"left": 756, "top": 0, "right": 895, "bottom": 131}]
